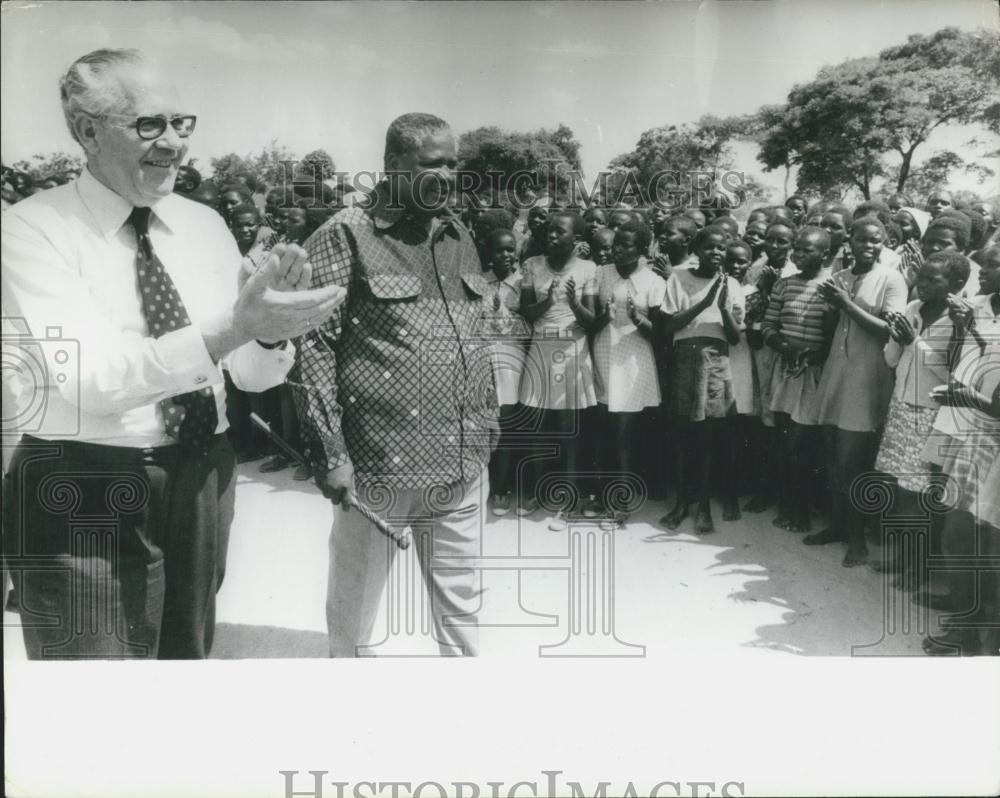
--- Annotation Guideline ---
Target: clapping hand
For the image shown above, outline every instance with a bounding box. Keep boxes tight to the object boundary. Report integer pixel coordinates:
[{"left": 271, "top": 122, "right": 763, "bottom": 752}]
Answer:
[
  {"left": 626, "top": 294, "right": 640, "bottom": 324},
  {"left": 756, "top": 266, "right": 779, "bottom": 293},
  {"left": 818, "top": 278, "right": 848, "bottom": 309},
  {"left": 703, "top": 274, "right": 723, "bottom": 306},
  {"left": 947, "top": 294, "right": 974, "bottom": 330},
  {"left": 930, "top": 379, "right": 985, "bottom": 410},
  {"left": 233, "top": 248, "right": 346, "bottom": 344},
  {"left": 885, "top": 311, "right": 915, "bottom": 345},
  {"left": 492, "top": 291, "right": 503, "bottom": 312},
  {"left": 546, "top": 279, "right": 559, "bottom": 304},
  {"left": 565, "top": 277, "right": 579, "bottom": 308},
  {"left": 240, "top": 242, "right": 312, "bottom": 292},
  {"left": 716, "top": 275, "right": 729, "bottom": 310}
]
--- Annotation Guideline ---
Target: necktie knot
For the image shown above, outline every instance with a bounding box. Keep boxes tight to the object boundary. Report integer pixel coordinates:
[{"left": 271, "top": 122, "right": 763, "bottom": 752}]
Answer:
[{"left": 128, "top": 206, "right": 153, "bottom": 237}]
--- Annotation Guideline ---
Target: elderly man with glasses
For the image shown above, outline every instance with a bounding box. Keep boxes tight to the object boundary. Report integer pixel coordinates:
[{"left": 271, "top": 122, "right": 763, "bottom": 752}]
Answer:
[{"left": 1, "top": 48, "right": 345, "bottom": 659}]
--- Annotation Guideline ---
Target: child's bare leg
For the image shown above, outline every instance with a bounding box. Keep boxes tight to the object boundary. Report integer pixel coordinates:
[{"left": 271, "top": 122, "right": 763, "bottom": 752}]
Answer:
[
  {"left": 716, "top": 419, "right": 741, "bottom": 521},
  {"left": 771, "top": 413, "right": 795, "bottom": 528},
  {"left": 694, "top": 499, "right": 716, "bottom": 534},
  {"left": 786, "top": 421, "right": 815, "bottom": 532},
  {"left": 661, "top": 417, "right": 689, "bottom": 528},
  {"left": 744, "top": 422, "right": 775, "bottom": 512},
  {"left": 692, "top": 421, "right": 717, "bottom": 534}
]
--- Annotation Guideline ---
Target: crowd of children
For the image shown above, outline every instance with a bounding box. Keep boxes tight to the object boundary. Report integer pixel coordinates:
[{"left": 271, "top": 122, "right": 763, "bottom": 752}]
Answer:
[
  {"left": 4, "top": 159, "right": 997, "bottom": 656},
  {"left": 474, "top": 190, "right": 999, "bottom": 656}
]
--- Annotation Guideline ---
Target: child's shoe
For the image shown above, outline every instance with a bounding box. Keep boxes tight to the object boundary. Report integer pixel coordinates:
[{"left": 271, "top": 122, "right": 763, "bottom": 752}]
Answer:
[
  {"left": 548, "top": 510, "right": 568, "bottom": 532},
  {"left": 581, "top": 495, "right": 603, "bottom": 518},
  {"left": 491, "top": 494, "right": 511, "bottom": 517},
  {"left": 517, "top": 498, "right": 540, "bottom": 517}
]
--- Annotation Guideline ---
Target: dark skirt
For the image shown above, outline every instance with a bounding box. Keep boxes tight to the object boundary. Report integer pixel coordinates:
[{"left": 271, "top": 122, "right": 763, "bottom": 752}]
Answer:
[{"left": 670, "top": 337, "right": 736, "bottom": 422}]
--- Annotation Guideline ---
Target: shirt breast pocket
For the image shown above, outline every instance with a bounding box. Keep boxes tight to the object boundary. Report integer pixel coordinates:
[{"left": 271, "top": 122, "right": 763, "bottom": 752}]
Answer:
[{"left": 366, "top": 274, "right": 423, "bottom": 301}]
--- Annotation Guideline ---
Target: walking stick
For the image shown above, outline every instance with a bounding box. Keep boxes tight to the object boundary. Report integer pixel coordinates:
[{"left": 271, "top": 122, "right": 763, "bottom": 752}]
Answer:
[{"left": 249, "top": 412, "right": 410, "bottom": 550}]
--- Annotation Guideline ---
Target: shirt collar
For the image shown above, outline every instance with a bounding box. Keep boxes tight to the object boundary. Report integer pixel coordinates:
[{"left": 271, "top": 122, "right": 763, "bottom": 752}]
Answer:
[
  {"left": 486, "top": 268, "right": 520, "bottom": 287},
  {"left": 369, "top": 180, "right": 462, "bottom": 239},
  {"left": 77, "top": 166, "right": 180, "bottom": 240}
]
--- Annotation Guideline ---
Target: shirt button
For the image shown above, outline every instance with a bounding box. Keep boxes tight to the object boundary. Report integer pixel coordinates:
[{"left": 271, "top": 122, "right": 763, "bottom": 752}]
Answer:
[
  {"left": 383, "top": 370, "right": 391, "bottom": 380},
  {"left": 194, "top": 375, "right": 208, "bottom": 384}
]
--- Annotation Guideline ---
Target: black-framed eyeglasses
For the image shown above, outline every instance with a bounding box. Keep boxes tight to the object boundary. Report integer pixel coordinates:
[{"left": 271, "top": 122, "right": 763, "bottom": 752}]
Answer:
[{"left": 105, "top": 115, "right": 197, "bottom": 140}]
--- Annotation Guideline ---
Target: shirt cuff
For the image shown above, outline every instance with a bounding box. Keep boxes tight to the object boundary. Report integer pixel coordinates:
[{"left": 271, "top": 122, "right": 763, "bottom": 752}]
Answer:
[
  {"left": 224, "top": 339, "right": 295, "bottom": 393},
  {"left": 157, "top": 325, "right": 224, "bottom": 393}
]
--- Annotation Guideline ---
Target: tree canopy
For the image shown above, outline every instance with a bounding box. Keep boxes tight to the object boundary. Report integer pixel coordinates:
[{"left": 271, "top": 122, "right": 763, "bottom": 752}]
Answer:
[
  {"left": 606, "top": 114, "right": 768, "bottom": 206},
  {"left": 210, "top": 139, "right": 299, "bottom": 188},
  {"left": 457, "top": 123, "right": 583, "bottom": 198},
  {"left": 10, "top": 151, "right": 83, "bottom": 180},
  {"left": 755, "top": 27, "right": 999, "bottom": 199}
]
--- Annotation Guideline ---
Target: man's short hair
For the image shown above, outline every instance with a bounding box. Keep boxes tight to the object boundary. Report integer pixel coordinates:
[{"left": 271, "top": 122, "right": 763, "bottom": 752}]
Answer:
[
  {"left": 60, "top": 48, "right": 145, "bottom": 144},
  {"left": 384, "top": 113, "right": 450, "bottom": 169}
]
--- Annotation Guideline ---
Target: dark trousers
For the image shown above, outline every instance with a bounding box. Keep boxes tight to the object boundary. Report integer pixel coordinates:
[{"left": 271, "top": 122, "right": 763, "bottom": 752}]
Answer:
[{"left": 2, "top": 434, "right": 235, "bottom": 659}]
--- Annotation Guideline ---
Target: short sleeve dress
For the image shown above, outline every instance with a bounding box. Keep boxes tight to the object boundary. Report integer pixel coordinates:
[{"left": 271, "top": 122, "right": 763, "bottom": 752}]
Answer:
[
  {"left": 518, "top": 255, "right": 599, "bottom": 410},
  {"left": 815, "top": 265, "right": 908, "bottom": 432},
  {"left": 483, "top": 270, "right": 530, "bottom": 407},
  {"left": 593, "top": 262, "right": 667, "bottom": 412}
]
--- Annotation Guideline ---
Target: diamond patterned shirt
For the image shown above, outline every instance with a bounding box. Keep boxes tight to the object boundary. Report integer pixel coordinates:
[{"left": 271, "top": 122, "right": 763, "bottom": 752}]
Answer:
[{"left": 289, "top": 184, "right": 499, "bottom": 490}]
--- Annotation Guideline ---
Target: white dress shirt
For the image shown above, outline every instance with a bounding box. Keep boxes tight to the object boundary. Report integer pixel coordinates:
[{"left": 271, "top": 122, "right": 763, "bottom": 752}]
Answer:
[{"left": 1, "top": 168, "right": 293, "bottom": 447}]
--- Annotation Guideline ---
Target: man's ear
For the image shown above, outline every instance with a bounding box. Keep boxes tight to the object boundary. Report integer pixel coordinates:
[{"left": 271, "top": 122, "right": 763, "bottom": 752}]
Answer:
[{"left": 73, "top": 114, "right": 101, "bottom": 156}]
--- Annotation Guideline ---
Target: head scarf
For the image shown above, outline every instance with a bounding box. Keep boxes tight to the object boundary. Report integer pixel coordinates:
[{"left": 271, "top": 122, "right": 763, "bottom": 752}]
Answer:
[{"left": 899, "top": 206, "right": 932, "bottom": 240}]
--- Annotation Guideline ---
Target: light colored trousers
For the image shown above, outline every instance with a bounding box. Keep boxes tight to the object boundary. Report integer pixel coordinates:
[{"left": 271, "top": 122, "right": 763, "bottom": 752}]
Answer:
[{"left": 326, "top": 469, "right": 487, "bottom": 657}]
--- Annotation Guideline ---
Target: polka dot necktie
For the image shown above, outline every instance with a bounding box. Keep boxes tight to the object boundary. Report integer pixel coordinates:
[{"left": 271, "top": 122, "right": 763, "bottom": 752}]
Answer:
[{"left": 128, "top": 206, "right": 218, "bottom": 451}]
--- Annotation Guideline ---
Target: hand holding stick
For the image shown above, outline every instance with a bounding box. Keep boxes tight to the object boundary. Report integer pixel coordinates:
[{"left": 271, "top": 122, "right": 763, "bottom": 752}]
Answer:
[{"left": 249, "top": 413, "right": 410, "bottom": 549}]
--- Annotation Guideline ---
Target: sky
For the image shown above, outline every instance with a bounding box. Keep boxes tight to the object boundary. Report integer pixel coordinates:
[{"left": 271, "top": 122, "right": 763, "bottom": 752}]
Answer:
[{"left": 2, "top": 0, "right": 998, "bottom": 198}]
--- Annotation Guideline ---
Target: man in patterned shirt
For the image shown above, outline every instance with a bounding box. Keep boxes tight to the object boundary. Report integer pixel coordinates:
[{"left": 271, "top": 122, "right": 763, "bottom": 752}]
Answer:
[{"left": 290, "top": 113, "right": 498, "bottom": 657}]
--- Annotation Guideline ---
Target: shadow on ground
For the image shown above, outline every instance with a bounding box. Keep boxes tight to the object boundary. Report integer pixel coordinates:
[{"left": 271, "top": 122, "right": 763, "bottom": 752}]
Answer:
[{"left": 211, "top": 623, "right": 329, "bottom": 659}]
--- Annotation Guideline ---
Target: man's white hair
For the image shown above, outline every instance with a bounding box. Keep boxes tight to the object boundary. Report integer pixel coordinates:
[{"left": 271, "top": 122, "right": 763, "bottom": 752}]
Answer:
[{"left": 59, "top": 48, "right": 146, "bottom": 144}]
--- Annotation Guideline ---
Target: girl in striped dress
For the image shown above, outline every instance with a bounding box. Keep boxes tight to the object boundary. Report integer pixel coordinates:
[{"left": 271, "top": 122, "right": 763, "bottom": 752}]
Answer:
[{"left": 762, "top": 227, "right": 834, "bottom": 533}]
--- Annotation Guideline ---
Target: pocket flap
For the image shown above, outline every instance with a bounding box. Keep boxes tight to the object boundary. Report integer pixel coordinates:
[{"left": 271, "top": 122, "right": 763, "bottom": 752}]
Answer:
[
  {"left": 367, "top": 274, "right": 422, "bottom": 300},
  {"left": 461, "top": 272, "right": 488, "bottom": 298}
]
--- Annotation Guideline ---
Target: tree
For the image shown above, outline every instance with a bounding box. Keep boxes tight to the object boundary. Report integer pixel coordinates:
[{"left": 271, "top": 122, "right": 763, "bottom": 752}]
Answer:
[
  {"left": 210, "top": 139, "right": 299, "bottom": 188},
  {"left": 296, "top": 149, "right": 337, "bottom": 181},
  {"left": 11, "top": 151, "right": 83, "bottom": 180},
  {"left": 757, "top": 27, "right": 1000, "bottom": 199},
  {"left": 457, "top": 124, "right": 584, "bottom": 198},
  {"left": 882, "top": 151, "right": 996, "bottom": 201},
  {"left": 606, "top": 114, "right": 753, "bottom": 206}
]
